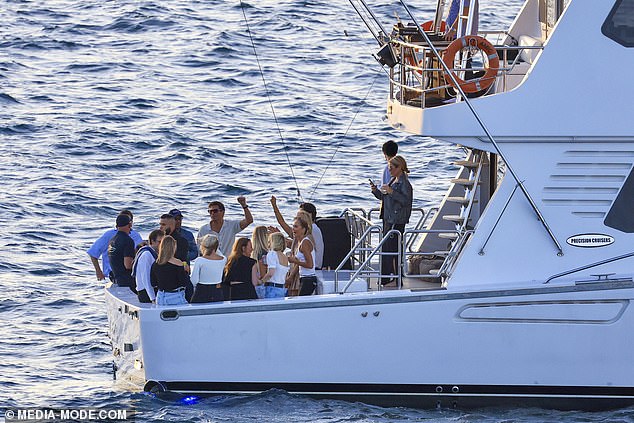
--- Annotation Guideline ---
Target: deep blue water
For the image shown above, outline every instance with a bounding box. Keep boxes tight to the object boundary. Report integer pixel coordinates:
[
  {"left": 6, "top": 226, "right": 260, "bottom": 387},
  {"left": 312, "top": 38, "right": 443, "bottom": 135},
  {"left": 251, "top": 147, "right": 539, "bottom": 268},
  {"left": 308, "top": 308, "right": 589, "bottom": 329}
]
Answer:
[{"left": 1, "top": 0, "right": 633, "bottom": 421}]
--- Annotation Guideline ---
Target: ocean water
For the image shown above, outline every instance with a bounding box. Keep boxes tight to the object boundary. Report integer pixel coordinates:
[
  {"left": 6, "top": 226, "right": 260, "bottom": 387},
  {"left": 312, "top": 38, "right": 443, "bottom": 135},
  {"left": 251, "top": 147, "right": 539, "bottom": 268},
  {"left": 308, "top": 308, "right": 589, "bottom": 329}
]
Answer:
[{"left": 1, "top": 0, "right": 632, "bottom": 421}]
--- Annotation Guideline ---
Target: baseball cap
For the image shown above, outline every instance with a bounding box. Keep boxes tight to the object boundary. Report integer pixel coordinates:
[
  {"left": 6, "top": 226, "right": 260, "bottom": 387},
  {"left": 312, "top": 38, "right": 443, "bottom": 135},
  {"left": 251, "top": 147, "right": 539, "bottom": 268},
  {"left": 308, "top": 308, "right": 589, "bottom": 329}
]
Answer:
[
  {"left": 116, "top": 214, "right": 131, "bottom": 228},
  {"left": 169, "top": 209, "right": 183, "bottom": 218}
]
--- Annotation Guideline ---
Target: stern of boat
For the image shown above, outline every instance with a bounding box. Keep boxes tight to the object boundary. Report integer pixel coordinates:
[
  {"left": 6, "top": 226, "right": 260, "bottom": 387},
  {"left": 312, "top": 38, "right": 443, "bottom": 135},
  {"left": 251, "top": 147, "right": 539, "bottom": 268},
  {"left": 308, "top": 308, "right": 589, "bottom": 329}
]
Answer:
[{"left": 105, "top": 284, "right": 145, "bottom": 388}]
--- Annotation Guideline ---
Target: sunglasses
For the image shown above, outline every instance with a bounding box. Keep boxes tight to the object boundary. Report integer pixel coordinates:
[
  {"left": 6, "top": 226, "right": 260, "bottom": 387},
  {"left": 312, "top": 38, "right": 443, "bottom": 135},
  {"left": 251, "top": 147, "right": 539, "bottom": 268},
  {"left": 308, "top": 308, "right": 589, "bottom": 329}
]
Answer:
[{"left": 208, "top": 209, "right": 223, "bottom": 214}]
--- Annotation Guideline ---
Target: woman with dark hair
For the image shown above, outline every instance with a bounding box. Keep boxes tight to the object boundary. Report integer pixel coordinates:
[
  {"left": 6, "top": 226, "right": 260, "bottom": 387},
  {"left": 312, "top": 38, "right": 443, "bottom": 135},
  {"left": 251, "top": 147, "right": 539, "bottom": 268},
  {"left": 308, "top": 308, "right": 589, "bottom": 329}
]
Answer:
[
  {"left": 151, "top": 236, "right": 191, "bottom": 305},
  {"left": 190, "top": 234, "right": 226, "bottom": 303},
  {"left": 370, "top": 155, "right": 413, "bottom": 285},
  {"left": 223, "top": 237, "right": 258, "bottom": 301}
]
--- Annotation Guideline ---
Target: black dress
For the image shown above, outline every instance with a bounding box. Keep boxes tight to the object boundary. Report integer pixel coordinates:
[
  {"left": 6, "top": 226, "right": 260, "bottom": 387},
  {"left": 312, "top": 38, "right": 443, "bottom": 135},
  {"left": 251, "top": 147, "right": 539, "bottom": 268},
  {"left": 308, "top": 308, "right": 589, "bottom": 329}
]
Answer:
[{"left": 223, "top": 256, "right": 257, "bottom": 300}]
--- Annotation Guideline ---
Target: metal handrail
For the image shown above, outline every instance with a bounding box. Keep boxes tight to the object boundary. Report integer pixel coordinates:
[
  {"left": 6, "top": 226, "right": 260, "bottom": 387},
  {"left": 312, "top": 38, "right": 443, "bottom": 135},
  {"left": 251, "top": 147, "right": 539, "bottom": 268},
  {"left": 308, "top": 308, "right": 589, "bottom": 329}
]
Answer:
[
  {"left": 401, "top": 228, "right": 463, "bottom": 278},
  {"left": 544, "top": 251, "right": 634, "bottom": 284},
  {"left": 339, "top": 207, "right": 372, "bottom": 225},
  {"left": 335, "top": 224, "right": 383, "bottom": 291},
  {"left": 341, "top": 228, "right": 403, "bottom": 293}
]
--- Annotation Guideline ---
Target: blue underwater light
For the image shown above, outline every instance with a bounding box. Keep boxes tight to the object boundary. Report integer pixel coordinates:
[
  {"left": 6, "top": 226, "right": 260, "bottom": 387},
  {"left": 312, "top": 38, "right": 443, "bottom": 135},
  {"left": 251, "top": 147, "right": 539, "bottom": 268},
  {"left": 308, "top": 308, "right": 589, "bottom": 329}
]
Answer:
[{"left": 180, "top": 395, "right": 200, "bottom": 405}]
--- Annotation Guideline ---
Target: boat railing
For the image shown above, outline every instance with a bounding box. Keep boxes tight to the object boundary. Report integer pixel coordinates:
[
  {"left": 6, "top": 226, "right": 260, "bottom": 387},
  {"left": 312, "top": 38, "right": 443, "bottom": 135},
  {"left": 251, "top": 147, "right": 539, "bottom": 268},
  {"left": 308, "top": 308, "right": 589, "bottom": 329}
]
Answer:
[
  {"left": 339, "top": 207, "right": 375, "bottom": 268},
  {"left": 544, "top": 251, "right": 634, "bottom": 284},
  {"left": 387, "top": 37, "right": 544, "bottom": 107},
  {"left": 402, "top": 228, "right": 470, "bottom": 279},
  {"left": 337, "top": 228, "right": 403, "bottom": 293},
  {"left": 366, "top": 206, "right": 428, "bottom": 253}
]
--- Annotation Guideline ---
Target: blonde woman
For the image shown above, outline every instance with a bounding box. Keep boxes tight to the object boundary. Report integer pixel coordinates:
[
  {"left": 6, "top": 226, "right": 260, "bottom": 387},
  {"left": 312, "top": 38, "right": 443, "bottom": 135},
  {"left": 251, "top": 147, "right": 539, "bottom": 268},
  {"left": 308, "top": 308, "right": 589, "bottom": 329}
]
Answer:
[
  {"left": 151, "top": 236, "right": 190, "bottom": 306},
  {"left": 370, "top": 154, "right": 413, "bottom": 285},
  {"left": 261, "top": 232, "right": 290, "bottom": 298},
  {"left": 190, "top": 234, "right": 226, "bottom": 303},
  {"left": 288, "top": 213, "right": 316, "bottom": 296},
  {"left": 250, "top": 226, "right": 269, "bottom": 299}
]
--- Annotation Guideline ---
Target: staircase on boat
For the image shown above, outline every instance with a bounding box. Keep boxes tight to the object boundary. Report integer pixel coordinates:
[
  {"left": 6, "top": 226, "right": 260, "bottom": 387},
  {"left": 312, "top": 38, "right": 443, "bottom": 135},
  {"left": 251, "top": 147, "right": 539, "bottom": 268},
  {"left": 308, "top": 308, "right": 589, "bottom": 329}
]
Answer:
[{"left": 333, "top": 148, "right": 497, "bottom": 292}]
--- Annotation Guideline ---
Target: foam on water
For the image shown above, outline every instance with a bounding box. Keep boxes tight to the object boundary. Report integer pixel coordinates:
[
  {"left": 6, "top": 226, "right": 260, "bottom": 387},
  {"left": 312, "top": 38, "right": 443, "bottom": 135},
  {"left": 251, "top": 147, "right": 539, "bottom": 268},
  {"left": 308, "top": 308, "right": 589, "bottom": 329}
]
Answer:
[{"left": 1, "top": 0, "right": 632, "bottom": 421}]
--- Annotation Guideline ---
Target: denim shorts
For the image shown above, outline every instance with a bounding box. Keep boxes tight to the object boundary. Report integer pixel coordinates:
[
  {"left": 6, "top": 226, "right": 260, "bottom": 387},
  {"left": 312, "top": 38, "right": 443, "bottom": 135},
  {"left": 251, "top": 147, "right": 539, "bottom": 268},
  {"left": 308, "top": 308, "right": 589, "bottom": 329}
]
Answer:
[
  {"left": 255, "top": 285, "right": 266, "bottom": 299},
  {"left": 265, "top": 286, "right": 287, "bottom": 298},
  {"left": 156, "top": 290, "right": 187, "bottom": 306}
]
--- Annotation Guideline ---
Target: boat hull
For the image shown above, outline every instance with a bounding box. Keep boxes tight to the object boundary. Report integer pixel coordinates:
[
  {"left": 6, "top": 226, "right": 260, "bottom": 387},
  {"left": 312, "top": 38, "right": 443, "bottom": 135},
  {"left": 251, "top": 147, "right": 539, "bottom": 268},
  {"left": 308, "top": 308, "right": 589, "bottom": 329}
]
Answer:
[{"left": 106, "top": 281, "right": 634, "bottom": 410}]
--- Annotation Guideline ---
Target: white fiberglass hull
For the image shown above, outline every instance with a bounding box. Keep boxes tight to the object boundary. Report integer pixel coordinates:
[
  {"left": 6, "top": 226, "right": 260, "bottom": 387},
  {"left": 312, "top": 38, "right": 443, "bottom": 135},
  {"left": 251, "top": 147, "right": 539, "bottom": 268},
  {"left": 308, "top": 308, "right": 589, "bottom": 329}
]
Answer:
[{"left": 106, "top": 281, "right": 634, "bottom": 410}]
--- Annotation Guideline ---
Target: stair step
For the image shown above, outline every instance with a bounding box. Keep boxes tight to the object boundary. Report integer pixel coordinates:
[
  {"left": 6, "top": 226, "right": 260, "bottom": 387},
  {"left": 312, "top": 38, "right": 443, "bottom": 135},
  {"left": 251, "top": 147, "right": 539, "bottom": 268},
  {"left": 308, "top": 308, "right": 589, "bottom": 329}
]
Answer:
[
  {"left": 454, "top": 160, "right": 479, "bottom": 168},
  {"left": 446, "top": 196, "right": 470, "bottom": 205},
  {"left": 438, "top": 232, "right": 459, "bottom": 240},
  {"left": 443, "top": 215, "right": 465, "bottom": 224},
  {"left": 451, "top": 178, "right": 479, "bottom": 186}
]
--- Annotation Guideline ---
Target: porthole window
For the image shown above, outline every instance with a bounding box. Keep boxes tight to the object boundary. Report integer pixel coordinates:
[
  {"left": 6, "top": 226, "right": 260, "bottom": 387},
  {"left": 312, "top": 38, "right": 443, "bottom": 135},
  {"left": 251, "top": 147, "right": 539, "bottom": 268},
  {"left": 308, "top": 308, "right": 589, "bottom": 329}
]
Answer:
[{"left": 602, "top": 0, "right": 634, "bottom": 47}]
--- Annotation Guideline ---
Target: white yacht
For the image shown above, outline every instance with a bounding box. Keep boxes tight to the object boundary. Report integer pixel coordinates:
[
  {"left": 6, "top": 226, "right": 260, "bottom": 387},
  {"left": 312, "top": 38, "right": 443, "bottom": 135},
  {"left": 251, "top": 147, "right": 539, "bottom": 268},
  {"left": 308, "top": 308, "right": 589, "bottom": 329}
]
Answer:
[{"left": 106, "top": 0, "right": 634, "bottom": 409}]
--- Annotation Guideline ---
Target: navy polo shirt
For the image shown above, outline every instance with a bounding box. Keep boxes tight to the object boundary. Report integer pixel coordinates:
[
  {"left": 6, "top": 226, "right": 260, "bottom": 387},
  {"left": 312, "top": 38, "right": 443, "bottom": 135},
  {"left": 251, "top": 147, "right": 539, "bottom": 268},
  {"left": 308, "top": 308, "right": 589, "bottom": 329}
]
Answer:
[{"left": 108, "top": 230, "right": 135, "bottom": 287}]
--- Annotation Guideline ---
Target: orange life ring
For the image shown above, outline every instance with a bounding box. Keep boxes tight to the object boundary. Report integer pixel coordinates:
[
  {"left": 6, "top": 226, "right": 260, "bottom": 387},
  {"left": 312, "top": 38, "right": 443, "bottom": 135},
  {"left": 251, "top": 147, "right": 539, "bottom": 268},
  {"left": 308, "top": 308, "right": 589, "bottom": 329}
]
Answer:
[{"left": 442, "top": 35, "right": 500, "bottom": 94}]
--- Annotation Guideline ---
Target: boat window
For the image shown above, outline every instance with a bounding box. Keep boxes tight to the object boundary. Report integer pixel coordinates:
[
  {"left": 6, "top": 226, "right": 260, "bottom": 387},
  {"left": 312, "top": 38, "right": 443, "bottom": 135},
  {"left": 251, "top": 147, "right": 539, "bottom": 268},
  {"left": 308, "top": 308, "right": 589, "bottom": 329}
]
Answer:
[
  {"left": 602, "top": 0, "right": 634, "bottom": 47},
  {"left": 604, "top": 165, "right": 634, "bottom": 232}
]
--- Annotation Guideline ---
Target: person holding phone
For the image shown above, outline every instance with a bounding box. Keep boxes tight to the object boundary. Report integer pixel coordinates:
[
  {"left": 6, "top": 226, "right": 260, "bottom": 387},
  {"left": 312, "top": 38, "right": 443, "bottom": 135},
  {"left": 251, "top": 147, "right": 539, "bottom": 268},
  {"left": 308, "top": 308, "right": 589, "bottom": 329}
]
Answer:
[{"left": 370, "top": 155, "right": 413, "bottom": 286}]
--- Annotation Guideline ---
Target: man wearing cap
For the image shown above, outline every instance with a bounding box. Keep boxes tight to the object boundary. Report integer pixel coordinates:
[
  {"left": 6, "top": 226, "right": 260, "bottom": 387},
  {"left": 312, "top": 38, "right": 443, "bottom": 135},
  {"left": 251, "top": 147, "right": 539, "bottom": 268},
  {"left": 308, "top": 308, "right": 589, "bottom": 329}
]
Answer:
[
  {"left": 197, "top": 196, "right": 253, "bottom": 256},
  {"left": 159, "top": 214, "right": 189, "bottom": 263},
  {"left": 169, "top": 209, "right": 198, "bottom": 262},
  {"left": 107, "top": 214, "right": 136, "bottom": 291},
  {"left": 87, "top": 209, "right": 143, "bottom": 281}
]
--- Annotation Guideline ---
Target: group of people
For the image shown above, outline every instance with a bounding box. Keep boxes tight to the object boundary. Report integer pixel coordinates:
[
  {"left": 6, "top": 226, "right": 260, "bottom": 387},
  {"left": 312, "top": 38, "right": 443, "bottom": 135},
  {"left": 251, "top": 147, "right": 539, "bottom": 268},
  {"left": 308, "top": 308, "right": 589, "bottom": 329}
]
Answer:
[
  {"left": 88, "top": 140, "right": 413, "bottom": 305},
  {"left": 88, "top": 196, "right": 327, "bottom": 306}
]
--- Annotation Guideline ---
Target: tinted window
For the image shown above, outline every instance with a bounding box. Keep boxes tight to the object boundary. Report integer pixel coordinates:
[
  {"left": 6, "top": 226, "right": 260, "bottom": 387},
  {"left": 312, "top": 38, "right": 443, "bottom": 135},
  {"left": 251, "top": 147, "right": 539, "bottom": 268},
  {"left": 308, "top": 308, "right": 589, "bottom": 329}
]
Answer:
[
  {"left": 602, "top": 0, "right": 634, "bottom": 47},
  {"left": 604, "top": 165, "right": 634, "bottom": 232}
]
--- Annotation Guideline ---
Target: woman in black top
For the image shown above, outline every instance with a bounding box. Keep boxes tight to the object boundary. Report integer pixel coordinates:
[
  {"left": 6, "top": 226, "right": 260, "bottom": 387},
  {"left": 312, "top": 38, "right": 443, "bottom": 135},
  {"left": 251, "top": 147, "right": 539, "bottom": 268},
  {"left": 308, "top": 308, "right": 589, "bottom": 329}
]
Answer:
[
  {"left": 151, "top": 236, "right": 191, "bottom": 306},
  {"left": 223, "top": 237, "right": 258, "bottom": 301}
]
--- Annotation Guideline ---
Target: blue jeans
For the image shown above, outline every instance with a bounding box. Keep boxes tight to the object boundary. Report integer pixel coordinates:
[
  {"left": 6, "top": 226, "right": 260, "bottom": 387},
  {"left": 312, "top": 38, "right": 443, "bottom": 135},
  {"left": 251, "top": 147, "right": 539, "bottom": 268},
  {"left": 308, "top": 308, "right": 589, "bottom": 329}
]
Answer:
[
  {"left": 265, "top": 286, "right": 287, "bottom": 298},
  {"left": 156, "top": 290, "right": 187, "bottom": 306},
  {"left": 255, "top": 285, "right": 266, "bottom": 299}
]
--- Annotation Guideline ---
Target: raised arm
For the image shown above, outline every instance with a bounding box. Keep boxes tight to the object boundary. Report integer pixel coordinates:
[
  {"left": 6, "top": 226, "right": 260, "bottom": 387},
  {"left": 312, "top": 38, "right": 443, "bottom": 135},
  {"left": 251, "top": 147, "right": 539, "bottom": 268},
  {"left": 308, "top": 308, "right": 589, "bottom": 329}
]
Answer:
[
  {"left": 237, "top": 196, "right": 254, "bottom": 230},
  {"left": 270, "top": 196, "right": 292, "bottom": 237}
]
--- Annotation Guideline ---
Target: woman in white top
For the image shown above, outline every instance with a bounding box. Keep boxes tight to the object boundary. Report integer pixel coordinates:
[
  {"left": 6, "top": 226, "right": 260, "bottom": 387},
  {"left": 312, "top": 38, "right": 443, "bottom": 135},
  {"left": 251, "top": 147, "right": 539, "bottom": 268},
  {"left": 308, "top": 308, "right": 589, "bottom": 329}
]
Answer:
[
  {"left": 191, "top": 234, "right": 227, "bottom": 303},
  {"left": 261, "top": 232, "right": 290, "bottom": 298},
  {"left": 288, "top": 214, "right": 316, "bottom": 296}
]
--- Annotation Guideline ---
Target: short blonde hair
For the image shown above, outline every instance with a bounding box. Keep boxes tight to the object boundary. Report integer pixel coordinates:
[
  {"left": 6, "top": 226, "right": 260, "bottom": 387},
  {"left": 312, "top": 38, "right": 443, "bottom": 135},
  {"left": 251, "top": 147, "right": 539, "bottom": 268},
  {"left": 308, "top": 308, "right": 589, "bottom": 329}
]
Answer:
[
  {"left": 269, "top": 232, "right": 286, "bottom": 252},
  {"left": 389, "top": 155, "right": 410, "bottom": 174},
  {"left": 199, "top": 234, "right": 219, "bottom": 256}
]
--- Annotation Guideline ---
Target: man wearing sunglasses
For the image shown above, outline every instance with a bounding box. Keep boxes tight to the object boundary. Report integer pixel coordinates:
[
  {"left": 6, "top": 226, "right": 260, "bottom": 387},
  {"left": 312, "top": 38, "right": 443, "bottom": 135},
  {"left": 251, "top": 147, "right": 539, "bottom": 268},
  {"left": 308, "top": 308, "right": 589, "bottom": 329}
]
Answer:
[{"left": 197, "top": 196, "right": 253, "bottom": 256}]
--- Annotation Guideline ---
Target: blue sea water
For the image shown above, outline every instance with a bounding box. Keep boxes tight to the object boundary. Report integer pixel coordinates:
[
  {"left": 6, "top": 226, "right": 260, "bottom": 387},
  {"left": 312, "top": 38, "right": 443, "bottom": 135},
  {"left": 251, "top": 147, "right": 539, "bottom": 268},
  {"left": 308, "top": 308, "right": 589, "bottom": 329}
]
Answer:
[{"left": 1, "top": 0, "right": 632, "bottom": 421}]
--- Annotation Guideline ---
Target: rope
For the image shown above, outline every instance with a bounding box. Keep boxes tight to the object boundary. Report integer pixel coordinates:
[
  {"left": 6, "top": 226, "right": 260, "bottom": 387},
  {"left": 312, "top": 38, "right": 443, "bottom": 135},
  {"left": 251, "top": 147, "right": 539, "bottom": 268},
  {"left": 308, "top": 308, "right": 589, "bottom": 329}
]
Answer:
[
  {"left": 239, "top": 1, "right": 303, "bottom": 203},
  {"left": 307, "top": 69, "right": 382, "bottom": 201}
]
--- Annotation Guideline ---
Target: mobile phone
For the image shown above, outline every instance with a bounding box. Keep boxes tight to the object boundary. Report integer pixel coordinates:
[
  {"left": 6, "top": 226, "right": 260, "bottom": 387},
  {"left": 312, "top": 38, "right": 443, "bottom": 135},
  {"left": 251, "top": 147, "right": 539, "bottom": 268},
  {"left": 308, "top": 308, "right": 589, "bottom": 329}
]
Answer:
[{"left": 369, "top": 178, "right": 375, "bottom": 185}]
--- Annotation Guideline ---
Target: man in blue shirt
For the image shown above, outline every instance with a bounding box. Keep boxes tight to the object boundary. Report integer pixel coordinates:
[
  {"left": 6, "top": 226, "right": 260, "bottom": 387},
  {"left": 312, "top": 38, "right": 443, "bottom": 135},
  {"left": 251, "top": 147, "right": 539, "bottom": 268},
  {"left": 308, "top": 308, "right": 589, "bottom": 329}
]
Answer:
[
  {"left": 87, "top": 210, "right": 143, "bottom": 281},
  {"left": 169, "top": 208, "right": 198, "bottom": 262}
]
